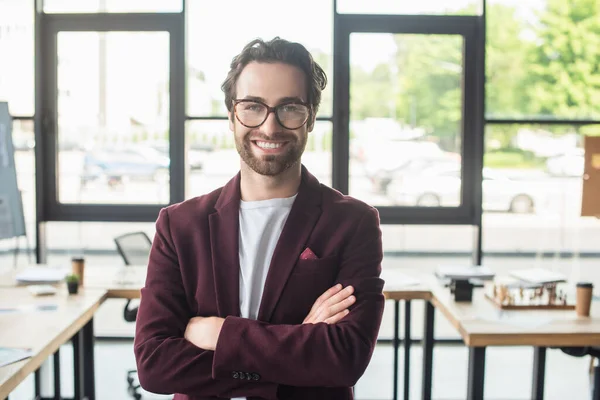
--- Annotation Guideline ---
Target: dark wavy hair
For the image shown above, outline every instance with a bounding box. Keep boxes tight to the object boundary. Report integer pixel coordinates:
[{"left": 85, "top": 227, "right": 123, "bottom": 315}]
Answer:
[{"left": 221, "top": 37, "right": 327, "bottom": 120}]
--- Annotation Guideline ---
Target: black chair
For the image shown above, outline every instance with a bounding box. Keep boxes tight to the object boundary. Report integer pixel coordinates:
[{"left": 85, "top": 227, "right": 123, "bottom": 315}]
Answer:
[
  {"left": 560, "top": 347, "right": 600, "bottom": 399},
  {"left": 114, "top": 231, "right": 152, "bottom": 400}
]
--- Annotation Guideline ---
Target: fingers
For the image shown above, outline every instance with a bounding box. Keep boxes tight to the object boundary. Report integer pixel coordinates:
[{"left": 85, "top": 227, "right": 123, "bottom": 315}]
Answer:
[
  {"left": 304, "top": 284, "right": 344, "bottom": 323},
  {"left": 324, "top": 285, "right": 354, "bottom": 307},
  {"left": 324, "top": 309, "right": 350, "bottom": 324},
  {"left": 303, "top": 284, "right": 356, "bottom": 324},
  {"left": 314, "top": 294, "right": 355, "bottom": 322},
  {"left": 314, "top": 284, "right": 344, "bottom": 309}
]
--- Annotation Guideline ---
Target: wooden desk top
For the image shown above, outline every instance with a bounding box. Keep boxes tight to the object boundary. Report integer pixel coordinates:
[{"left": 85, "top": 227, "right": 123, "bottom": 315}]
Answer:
[
  {"left": 4, "top": 265, "right": 600, "bottom": 348},
  {"left": 0, "top": 264, "right": 146, "bottom": 299},
  {"left": 383, "top": 270, "right": 600, "bottom": 347},
  {"left": 0, "top": 287, "right": 107, "bottom": 399}
]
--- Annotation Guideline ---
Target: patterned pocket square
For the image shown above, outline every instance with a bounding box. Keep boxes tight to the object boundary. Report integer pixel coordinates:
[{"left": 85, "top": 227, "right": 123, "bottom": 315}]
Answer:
[{"left": 300, "top": 247, "right": 318, "bottom": 260}]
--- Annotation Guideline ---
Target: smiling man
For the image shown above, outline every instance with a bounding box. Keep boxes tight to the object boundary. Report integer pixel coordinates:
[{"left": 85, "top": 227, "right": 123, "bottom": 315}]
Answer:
[{"left": 134, "top": 37, "right": 385, "bottom": 400}]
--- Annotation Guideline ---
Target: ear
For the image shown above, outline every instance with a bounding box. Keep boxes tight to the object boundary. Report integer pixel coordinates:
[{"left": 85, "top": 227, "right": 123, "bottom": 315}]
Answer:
[
  {"left": 228, "top": 112, "right": 235, "bottom": 132},
  {"left": 307, "top": 114, "right": 316, "bottom": 132}
]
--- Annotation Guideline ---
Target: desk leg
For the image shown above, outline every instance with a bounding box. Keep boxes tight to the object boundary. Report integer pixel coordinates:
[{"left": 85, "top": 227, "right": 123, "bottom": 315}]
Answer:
[
  {"left": 467, "top": 347, "right": 486, "bottom": 400},
  {"left": 53, "top": 351, "right": 61, "bottom": 400},
  {"left": 82, "top": 318, "right": 96, "bottom": 400},
  {"left": 393, "top": 300, "right": 400, "bottom": 400},
  {"left": 72, "top": 329, "right": 85, "bottom": 400},
  {"left": 34, "top": 369, "right": 41, "bottom": 397},
  {"left": 422, "top": 301, "right": 434, "bottom": 400},
  {"left": 593, "top": 363, "right": 600, "bottom": 400},
  {"left": 532, "top": 347, "right": 546, "bottom": 400},
  {"left": 404, "top": 301, "right": 412, "bottom": 400}
]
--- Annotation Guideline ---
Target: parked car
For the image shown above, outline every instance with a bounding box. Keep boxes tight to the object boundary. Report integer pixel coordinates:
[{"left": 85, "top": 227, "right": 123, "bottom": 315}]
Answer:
[
  {"left": 545, "top": 149, "right": 584, "bottom": 177},
  {"left": 387, "top": 165, "right": 540, "bottom": 213},
  {"left": 81, "top": 146, "right": 169, "bottom": 186},
  {"left": 142, "top": 140, "right": 214, "bottom": 171}
]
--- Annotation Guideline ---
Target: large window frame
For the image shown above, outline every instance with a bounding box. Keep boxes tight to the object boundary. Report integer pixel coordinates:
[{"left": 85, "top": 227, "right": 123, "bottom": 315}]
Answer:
[
  {"left": 35, "top": 8, "right": 185, "bottom": 224},
  {"left": 28, "top": 1, "right": 600, "bottom": 262},
  {"left": 333, "top": 14, "right": 485, "bottom": 228}
]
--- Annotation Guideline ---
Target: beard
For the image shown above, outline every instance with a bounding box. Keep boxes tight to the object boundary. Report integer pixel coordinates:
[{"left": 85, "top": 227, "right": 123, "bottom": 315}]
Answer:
[{"left": 235, "top": 130, "right": 307, "bottom": 176}]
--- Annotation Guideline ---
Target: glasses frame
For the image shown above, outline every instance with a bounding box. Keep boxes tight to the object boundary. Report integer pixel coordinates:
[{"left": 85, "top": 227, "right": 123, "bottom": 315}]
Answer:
[{"left": 233, "top": 99, "right": 312, "bottom": 130}]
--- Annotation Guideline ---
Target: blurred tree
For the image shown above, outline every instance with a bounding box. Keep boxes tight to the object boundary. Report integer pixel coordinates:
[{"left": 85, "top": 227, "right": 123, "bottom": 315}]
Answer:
[
  {"left": 393, "top": 34, "right": 463, "bottom": 151},
  {"left": 528, "top": 0, "right": 600, "bottom": 119}
]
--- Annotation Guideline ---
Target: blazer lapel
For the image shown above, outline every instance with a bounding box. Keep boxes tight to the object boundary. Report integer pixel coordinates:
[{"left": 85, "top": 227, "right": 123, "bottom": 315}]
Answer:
[
  {"left": 209, "top": 173, "right": 242, "bottom": 317},
  {"left": 257, "top": 166, "right": 322, "bottom": 322}
]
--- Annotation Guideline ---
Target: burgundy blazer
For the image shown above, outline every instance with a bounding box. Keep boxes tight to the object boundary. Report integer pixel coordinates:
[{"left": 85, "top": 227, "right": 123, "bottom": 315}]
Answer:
[{"left": 134, "top": 166, "right": 385, "bottom": 400}]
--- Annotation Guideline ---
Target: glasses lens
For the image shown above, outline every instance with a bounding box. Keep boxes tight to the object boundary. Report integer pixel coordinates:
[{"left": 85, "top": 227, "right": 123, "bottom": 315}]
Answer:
[
  {"left": 236, "top": 101, "right": 267, "bottom": 127},
  {"left": 277, "top": 103, "right": 310, "bottom": 129}
]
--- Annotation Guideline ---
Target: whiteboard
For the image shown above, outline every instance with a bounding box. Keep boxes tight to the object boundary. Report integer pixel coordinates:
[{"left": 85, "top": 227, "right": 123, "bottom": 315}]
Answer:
[{"left": 0, "top": 102, "right": 26, "bottom": 240}]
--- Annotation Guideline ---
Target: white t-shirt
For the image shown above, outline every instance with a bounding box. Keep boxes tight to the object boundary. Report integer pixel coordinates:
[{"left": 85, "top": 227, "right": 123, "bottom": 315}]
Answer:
[{"left": 233, "top": 194, "right": 296, "bottom": 400}]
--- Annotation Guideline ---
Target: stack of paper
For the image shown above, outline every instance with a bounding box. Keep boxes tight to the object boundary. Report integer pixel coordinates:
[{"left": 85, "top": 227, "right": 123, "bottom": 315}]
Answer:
[
  {"left": 509, "top": 268, "right": 567, "bottom": 284},
  {"left": 381, "top": 270, "right": 421, "bottom": 289},
  {"left": 435, "top": 265, "right": 495, "bottom": 280},
  {"left": 0, "top": 347, "right": 33, "bottom": 367},
  {"left": 15, "top": 266, "right": 68, "bottom": 284}
]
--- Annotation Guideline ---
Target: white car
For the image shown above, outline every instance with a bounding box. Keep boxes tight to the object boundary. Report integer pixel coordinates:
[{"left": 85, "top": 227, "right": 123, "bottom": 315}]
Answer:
[
  {"left": 546, "top": 149, "right": 584, "bottom": 177},
  {"left": 387, "top": 165, "right": 540, "bottom": 213}
]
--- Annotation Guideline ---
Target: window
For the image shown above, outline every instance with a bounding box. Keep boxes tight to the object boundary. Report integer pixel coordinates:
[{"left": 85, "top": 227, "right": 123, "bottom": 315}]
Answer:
[
  {"left": 0, "top": 0, "right": 34, "bottom": 116},
  {"left": 186, "top": 0, "right": 333, "bottom": 118},
  {"left": 348, "top": 33, "right": 464, "bottom": 208},
  {"left": 483, "top": 124, "right": 600, "bottom": 254},
  {"left": 55, "top": 31, "right": 171, "bottom": 205},
  {"left": 486, "top": 0, "right": 600, "bottom": 120}
]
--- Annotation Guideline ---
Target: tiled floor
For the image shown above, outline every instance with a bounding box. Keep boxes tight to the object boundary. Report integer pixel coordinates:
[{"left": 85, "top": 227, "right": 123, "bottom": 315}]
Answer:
[{"left": 3, "top": 254, "right": 599, "bottom": 399}]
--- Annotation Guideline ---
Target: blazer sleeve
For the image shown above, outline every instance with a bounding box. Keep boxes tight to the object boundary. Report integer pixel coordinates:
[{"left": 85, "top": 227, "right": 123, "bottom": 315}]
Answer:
[
  {"left": 212, "top": 207, "right": 385, "bottom": 388},
  {"left": 133, "top": 208, "right": 278, "bottom": 399}
]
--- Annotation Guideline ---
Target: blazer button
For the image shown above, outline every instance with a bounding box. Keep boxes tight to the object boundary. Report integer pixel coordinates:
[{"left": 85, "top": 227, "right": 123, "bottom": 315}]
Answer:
[
  {"left": 232, "top": 371, "right": 240, "bottom": 379},
  {"left": 245, "top": 372, "right": 253, "bottom": 380},
  {"left": 252, "top": 373, "right": 261, "bottom": 381}
]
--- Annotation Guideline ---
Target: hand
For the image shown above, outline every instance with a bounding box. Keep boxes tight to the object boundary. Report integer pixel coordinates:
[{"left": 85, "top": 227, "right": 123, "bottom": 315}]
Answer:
[
  {"left": 303, "top": 284, "right": 355, "bottom": 325},
  {"left": 184, "top": 316, "right": 225, "bottom": 351}
]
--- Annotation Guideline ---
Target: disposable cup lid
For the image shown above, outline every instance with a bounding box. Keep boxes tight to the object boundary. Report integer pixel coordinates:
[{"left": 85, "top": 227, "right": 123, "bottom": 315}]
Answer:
[{"left": 577, "top": 282, "right": 593, "bottom": 288}]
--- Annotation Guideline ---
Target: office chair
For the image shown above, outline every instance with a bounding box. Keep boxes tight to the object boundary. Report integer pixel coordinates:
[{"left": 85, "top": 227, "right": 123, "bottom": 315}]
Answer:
[
  {"left": 560, "top": 347, "right": 600, "bottom": 400},
  {"left": 114, "top": 231, "right": 152, "bottom": 400}
]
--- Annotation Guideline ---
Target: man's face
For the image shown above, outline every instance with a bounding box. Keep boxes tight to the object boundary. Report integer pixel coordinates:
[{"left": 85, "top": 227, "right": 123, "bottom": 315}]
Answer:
[{"left": 229, "top": 61, "right": 313, "bottom": 176}]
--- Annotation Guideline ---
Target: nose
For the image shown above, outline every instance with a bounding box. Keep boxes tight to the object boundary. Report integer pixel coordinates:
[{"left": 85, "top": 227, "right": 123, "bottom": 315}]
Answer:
[{"left": 260, "top": 110, "right": 283, "bottom": 135}]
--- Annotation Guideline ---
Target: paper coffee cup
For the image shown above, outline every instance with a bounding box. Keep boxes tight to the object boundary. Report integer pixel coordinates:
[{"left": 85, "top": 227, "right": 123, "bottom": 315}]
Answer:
[
  {"left": 72, "top": 257, "right": 85, "bottom": 286},
  {"left": 576, "top": 282, "right": 593, "bottom": 317}
]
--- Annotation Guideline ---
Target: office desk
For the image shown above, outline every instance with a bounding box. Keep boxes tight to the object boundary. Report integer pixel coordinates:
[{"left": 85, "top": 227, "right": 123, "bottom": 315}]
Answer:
[
  {"left": 0, "top": 265, "right": 146, "bottom": 299},
  {"left": 429, "top": 281, "right": 600, "bottom": 400},
  {"left": 83, "top": 266, "right": 145, "bottom": 299},
  {"left": 0, "top": 287, "right": 106, "bottom": 400},
  {"left": 383, "top": 271, "right": 600, "bottom": 400}
]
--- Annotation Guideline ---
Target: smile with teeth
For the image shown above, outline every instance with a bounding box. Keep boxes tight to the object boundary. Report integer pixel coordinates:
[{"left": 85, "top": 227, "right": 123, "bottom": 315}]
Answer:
[{"left": 255, "top": 141, "right": 285, "bottom": 149}]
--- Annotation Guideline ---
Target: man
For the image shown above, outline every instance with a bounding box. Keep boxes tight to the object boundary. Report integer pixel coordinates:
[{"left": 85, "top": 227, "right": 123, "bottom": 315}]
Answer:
[{"left": 134, "top": 37, "right": 385, "bottom": 400}]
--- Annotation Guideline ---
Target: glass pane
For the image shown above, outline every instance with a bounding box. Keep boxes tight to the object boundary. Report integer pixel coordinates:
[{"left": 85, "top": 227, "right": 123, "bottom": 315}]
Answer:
[
  {"left": 483, "top": 124, "right": 600, "bottom": 254},
  {"left": 186, "top": 0, "right": 333, "bottom": 118},
  {"left": 349, "top": 33, "right": 464, "bottom": 207},
  {"left": 44, "top": 0, "right": 182, "bottom": 13},
  {"left": 57, "top": 32, "right": 170, "bottom": 204},
  {"left": 0, "top": 0, "right": 34, "bottom": 116},
  {"left": 486, "top": 0, "right": 600, "bottom": 120},
  {"left": 185, "top": 120, "right": 332, "bottom": 199},
  {"left": 337, "top": 0, "right": 481, "bottom": 15}
]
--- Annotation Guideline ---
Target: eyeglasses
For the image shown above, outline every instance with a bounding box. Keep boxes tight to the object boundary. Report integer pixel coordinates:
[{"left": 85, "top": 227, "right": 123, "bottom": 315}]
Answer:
[{"left": 233, "top": 99, "right": 311, "bottom": 130}]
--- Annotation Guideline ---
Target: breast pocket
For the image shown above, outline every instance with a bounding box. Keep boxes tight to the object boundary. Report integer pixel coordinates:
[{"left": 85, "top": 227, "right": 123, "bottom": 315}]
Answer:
[{"left": 292, "top": 255, "right": 338, "bottom": 276}]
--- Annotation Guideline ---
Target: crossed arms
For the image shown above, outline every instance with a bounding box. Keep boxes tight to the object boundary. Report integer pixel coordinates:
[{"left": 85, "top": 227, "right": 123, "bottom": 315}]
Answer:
[{"left": 133, "top": 207, "right": 384, "bottom": 399}]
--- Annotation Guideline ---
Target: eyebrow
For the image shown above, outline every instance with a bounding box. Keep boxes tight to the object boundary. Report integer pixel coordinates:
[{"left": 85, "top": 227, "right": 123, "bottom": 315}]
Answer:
[{"left": 241, "top": 95, "right": 306, "bottom": 104}]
